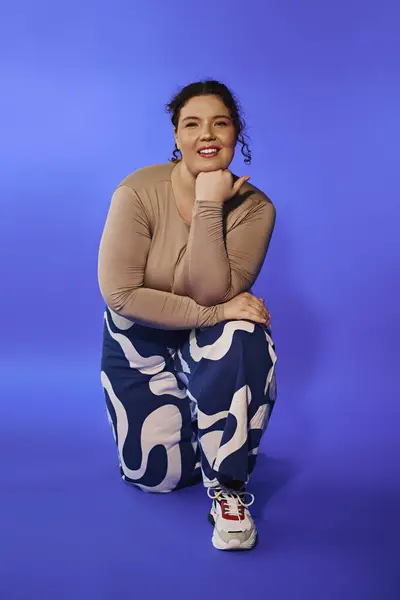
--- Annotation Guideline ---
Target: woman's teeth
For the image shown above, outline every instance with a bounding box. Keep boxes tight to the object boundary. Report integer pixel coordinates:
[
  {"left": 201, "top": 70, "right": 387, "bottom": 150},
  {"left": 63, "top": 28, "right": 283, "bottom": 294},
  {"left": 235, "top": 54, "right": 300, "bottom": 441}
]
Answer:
[{"left": 199, "top": 149, "right": 219, "bottom": 156}]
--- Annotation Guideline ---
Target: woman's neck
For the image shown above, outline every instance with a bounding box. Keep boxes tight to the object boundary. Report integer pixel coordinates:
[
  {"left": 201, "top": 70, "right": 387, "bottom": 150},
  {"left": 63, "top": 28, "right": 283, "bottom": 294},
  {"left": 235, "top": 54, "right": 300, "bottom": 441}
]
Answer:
[{"left": 173, "top": 160, "right": 196, "bottom": 201}]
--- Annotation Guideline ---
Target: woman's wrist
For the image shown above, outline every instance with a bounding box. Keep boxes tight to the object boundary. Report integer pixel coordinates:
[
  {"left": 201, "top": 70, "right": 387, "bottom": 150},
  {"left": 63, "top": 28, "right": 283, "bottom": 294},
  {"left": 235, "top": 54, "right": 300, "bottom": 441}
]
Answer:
[
  {"left": 215, "top": 304, "right": 225, "bottom": 323},
  {"left": 198, "top": 303, "right": 225, "bottom": 327}
]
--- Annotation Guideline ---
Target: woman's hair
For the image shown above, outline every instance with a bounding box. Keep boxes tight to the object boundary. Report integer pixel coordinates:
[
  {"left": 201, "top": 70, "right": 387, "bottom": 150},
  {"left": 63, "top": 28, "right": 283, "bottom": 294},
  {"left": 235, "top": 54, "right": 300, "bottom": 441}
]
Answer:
[{"left": 165, "top": 79, "right": 252, "bottom": 164}]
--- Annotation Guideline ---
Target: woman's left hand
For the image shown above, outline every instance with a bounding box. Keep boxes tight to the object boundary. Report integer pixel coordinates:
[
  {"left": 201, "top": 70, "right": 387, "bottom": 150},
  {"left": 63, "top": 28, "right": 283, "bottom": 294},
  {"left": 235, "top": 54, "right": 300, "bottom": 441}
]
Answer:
[{"left": 195, "top": 169, "right": 250, "bottom": 204}]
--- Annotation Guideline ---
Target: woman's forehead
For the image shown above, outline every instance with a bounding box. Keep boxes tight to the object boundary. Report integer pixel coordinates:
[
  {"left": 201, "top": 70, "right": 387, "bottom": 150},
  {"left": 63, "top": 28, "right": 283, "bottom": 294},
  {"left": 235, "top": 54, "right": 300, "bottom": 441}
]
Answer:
[{"left": 180, "top": 95, "right": 229, "bottom": 118}]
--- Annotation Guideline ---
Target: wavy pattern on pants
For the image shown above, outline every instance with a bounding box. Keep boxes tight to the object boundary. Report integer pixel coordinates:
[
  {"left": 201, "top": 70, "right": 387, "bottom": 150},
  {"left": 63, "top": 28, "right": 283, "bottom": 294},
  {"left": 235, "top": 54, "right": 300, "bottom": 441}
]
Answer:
[{"left": 101, "top": 306, "right": 277, "bottom": 492}]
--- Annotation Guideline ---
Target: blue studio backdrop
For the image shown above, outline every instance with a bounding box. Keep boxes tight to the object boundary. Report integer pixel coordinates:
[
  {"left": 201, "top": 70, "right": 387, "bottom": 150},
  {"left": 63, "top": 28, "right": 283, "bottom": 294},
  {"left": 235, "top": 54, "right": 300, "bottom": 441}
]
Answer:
[{"left": 2, "top": 1, "right": 399, "bottom": 599}]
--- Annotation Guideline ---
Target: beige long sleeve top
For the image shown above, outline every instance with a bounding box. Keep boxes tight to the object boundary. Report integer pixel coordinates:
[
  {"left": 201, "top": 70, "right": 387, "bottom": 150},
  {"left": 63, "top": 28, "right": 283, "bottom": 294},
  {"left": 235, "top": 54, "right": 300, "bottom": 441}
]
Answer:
[{"left": 98, "top": 161, "right": 276, "bottom": 330}]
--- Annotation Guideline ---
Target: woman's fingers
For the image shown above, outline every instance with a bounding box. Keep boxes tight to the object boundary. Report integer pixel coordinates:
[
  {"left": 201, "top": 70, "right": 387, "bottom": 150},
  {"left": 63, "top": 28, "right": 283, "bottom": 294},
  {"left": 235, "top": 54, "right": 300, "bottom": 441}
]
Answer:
[
  {"left": 252, "top": 299, "right": 270, "bottom": 319},
  {"left": 243, "top": 309, "right": 266, "bottom": 324},
  {"left": 238, "top": 293, "right": 272, "bottom": 325},
  {"left": 255, "top": 297, "right": 271, "bottom": 320},
  {"left": 254, "top": 303, "right": 271, "bottom": 324},
  {"left": 243, "top": 306, "right": 270, "bottom": 325}
]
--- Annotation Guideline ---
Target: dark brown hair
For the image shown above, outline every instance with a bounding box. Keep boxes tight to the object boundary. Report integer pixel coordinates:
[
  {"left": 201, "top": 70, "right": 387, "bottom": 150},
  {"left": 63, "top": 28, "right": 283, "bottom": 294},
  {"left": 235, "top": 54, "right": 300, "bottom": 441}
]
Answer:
[{"left": 165, "top": 80, "right": 252, "bottom": 164}]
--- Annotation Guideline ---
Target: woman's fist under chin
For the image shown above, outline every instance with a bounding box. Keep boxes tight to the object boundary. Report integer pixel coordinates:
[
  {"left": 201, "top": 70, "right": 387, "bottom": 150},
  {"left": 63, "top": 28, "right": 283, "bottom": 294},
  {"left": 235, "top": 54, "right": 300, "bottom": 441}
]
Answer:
[{"left": 195, "top": 170, "right": 250, "bottom": 204}]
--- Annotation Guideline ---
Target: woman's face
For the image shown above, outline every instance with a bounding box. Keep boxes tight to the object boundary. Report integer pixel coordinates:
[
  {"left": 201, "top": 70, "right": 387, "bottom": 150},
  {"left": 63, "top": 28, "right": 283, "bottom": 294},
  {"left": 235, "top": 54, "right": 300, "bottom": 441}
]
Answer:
[{"left": 174, "top": 95, "right": 237, "bottom": 176}]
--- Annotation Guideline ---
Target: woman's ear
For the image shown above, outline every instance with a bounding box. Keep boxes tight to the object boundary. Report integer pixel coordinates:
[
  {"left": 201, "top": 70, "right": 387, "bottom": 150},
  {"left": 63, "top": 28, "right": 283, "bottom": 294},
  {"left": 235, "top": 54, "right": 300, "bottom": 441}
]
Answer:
[{"left": 174, "top": 131, "right": 180, "bottom": 151}]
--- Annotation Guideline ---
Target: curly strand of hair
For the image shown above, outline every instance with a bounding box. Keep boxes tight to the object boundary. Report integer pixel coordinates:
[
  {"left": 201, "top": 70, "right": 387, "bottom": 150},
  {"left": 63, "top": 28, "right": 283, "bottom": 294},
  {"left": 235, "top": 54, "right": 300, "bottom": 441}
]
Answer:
[
  {"left": 238, "top": 133, "right": 252, "bottom": 165},
  {"left": 169, "top": 143, "right": 181, "bottom": 163}
]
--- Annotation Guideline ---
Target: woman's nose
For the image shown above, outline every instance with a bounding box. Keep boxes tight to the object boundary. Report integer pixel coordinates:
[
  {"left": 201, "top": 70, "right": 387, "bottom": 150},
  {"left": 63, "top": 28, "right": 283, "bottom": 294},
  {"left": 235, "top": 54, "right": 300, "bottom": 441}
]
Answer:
[{"left": 200, "top": 128, "right": 215, "bottom": 140}]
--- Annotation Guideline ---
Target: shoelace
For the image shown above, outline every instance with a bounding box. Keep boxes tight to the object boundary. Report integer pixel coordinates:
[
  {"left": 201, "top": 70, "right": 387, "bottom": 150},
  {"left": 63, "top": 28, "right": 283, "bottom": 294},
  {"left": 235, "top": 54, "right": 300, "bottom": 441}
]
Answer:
[{"left": 207, "top": 487, "right": 255, "bottom": 520}]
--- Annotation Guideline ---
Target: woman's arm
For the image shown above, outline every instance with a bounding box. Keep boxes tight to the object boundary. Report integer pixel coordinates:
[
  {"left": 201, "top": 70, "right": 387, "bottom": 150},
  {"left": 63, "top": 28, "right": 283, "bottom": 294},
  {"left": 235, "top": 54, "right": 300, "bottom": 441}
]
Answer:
[
  {"left": 183, "top": 196, "right": 276, "bottom": 306},
  {"left": 98, "top": 185, "right": 223, "bottom": 330}
]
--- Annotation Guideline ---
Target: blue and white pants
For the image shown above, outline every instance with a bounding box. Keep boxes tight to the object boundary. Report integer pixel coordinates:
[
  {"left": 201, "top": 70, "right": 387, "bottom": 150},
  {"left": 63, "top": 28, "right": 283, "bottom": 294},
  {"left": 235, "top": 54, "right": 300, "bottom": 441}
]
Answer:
[{"left": 100, "top": 307, "right": 277, "bottom": 493}]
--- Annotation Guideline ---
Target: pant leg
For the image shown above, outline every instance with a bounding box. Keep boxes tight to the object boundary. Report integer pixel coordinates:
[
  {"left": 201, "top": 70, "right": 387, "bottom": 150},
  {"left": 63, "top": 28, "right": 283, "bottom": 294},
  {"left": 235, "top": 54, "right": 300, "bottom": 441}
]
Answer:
[
  {"left": 100, "top": 307, "right": 200, "bottom": 493},
  {"left": 174, "top": 320, "right": 277, "bottom": 488}
]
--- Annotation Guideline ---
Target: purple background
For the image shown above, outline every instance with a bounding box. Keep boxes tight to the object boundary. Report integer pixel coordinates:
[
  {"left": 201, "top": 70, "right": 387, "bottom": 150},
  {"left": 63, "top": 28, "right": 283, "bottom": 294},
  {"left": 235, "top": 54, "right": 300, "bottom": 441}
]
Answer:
[{"left": 2, "top": 1, "right": 399, "bottom": 598}]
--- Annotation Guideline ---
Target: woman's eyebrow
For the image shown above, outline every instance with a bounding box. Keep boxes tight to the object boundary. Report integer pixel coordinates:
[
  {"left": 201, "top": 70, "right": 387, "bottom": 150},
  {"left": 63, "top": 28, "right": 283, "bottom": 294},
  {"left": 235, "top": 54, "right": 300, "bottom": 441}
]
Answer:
[{"left": 181, "top": 114, "right": 232, "bottom": 121}]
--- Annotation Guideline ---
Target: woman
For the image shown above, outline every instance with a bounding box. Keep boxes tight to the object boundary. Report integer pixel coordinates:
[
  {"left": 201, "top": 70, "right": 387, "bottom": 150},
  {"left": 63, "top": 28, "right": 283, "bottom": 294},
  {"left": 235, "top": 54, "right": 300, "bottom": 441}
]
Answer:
[{"left": 98, "top": 80, "right": 277, "bottom": 551}]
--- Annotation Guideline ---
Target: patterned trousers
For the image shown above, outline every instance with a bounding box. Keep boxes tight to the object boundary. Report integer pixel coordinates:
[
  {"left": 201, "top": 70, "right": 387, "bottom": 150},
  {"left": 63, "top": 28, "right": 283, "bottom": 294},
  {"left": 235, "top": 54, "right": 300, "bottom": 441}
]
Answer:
[{"left": 100, "top": 306, "right": 277, "bottom": 493}]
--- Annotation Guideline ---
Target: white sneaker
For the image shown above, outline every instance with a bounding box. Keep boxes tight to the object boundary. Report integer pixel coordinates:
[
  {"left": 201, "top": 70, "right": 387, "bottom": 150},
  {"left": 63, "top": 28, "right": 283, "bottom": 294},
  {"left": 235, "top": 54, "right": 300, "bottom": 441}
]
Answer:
[{"left": 207, "top": 487, "right": 257, "bottom": 550}]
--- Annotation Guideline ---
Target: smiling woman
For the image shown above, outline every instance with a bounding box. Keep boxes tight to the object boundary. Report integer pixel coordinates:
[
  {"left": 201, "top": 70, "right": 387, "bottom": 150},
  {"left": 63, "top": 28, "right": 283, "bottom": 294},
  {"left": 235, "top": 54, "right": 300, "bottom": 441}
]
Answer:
[
  {"left": 98, "top": 79, "right": 277, "bottom": 552},
  {"left": 166, "top": 80, "right": 252, "bottom": 166},
  {"left": 174, "top": 96, "right": 236, "bottom": 171}
]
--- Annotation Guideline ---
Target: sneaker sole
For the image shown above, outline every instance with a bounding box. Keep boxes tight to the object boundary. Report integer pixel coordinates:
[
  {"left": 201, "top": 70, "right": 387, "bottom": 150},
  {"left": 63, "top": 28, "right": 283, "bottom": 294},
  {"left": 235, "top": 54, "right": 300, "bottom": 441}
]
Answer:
[{"left": 208, "top": 513, "right": 258, "bottom": 551}]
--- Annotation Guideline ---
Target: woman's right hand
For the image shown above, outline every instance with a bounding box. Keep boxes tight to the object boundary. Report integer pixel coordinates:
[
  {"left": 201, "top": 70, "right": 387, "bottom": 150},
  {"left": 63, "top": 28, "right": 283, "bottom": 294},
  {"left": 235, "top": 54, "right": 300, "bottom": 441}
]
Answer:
[{"left": 221, "top": 292, "right": 271, "bottom": 326}]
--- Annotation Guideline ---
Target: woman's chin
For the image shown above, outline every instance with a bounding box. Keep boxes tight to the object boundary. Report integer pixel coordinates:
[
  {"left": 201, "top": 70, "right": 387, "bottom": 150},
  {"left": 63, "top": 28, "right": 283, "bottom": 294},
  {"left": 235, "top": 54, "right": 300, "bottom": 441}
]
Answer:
[
  {"left": 195, "top": 155, "right": 231, "bottom": 172},
  {"left": 180, "top": 154, "right": 233, "bottom": 176}
]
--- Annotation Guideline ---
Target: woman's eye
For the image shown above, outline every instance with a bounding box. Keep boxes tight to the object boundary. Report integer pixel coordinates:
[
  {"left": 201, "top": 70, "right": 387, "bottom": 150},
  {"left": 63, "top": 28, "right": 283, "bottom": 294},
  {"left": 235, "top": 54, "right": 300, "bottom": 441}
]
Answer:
[{"left": 185, "top": 121, "right": 228, "bottom": 128}]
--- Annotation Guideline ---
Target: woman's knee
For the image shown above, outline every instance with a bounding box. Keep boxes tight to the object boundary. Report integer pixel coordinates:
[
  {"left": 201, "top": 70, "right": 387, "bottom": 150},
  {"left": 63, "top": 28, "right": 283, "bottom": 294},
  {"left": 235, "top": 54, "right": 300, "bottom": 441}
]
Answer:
[
  {"left": 120, "top": 470, "right": 178, "bottom": 494},
  {"left": 190, "top": 320, "right": 274, "bottom": 368},
  {"left": 116, "top": 421, "right": 196, "bottom": 494},
  {"left": 117, "top": 442, "right": 183, "bottom": 493},
  {"left": 221, "top": 320, "right": 272, "bottom": 351}
]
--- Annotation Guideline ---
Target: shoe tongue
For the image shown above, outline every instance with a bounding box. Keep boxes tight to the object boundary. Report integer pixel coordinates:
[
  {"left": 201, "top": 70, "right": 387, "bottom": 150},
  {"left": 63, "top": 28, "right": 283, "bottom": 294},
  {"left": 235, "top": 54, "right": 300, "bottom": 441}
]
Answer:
[{"left": 221, "top": 488, "right": 244, "bottom": 499}]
